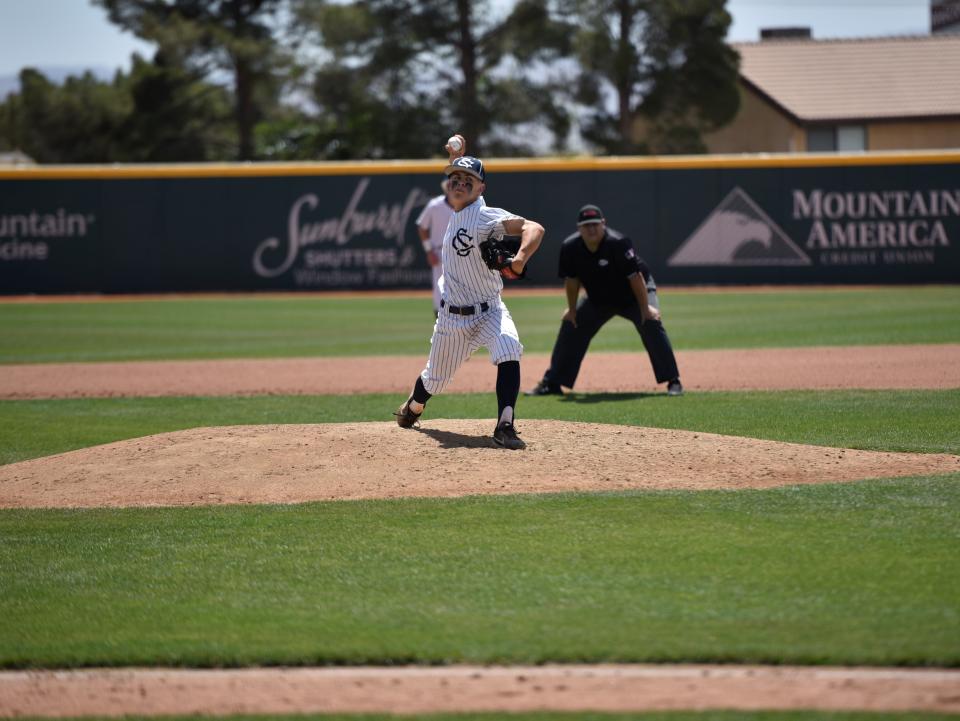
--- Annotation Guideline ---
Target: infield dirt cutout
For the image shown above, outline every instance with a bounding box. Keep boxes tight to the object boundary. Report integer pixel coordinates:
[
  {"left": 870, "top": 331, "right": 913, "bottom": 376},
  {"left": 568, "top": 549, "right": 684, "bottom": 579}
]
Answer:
[{"left": 3, "top": 345, "right": 960, "bottom": 715}]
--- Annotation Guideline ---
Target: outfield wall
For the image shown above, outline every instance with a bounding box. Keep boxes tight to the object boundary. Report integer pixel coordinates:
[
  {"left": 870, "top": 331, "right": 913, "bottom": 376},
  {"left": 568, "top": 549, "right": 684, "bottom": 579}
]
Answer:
[{"left": 1, "top": 152, "right": 958, "bottom": 294}]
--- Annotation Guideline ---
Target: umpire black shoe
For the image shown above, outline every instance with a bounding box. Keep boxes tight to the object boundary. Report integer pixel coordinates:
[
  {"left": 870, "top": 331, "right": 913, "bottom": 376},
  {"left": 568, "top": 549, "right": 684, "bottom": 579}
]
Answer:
[
  {"left": 393, "top": 400, "right": 422, "bottom": 429},
  {"left": 667, "top": 379, "right": 684, "bottom": 396},
  {"left": 524, "top": 379, "right": 563, "bottom": 396},
  {"left": 494, "top": 421, "right": 526, "bottom": 450}
]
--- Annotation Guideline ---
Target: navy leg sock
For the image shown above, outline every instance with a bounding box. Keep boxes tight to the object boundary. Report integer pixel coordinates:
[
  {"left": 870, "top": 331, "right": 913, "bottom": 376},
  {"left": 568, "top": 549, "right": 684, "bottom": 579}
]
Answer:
[
  {"left": 411, "top": 376, "right": 432, "bottom": 405},
  {"left": 496, "top": 361, "right": 521, "bottom": 421}
]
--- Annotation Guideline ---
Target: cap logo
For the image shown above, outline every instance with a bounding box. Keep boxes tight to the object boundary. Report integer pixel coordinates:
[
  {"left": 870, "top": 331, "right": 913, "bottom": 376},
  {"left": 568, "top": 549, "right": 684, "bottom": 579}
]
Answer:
[{"left": 445, "top": 155, "right": 485, "bottom": 182}]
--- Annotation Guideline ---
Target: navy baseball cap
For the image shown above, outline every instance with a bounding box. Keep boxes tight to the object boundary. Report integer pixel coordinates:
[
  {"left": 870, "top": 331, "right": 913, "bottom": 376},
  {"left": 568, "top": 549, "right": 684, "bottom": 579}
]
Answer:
[
  {"left": 577, "top": 204, "right": 604, "bottom": 225},
  {"left": 444, "top": 155, "right": 485, "bottom": 182}
]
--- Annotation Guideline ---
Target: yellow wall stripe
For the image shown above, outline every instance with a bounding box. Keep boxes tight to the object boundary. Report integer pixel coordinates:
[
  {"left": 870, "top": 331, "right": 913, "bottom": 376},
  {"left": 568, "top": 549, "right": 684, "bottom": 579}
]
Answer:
[{"left": 2, "top": 150, "right": 959, "bottom": 180}]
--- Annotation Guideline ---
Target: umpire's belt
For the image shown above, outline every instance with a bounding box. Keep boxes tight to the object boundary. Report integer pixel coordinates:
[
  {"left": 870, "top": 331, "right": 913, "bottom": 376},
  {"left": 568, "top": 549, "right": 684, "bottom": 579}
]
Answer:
[{"left": 441, "top": 300, "right": 489, "bottom": 316}]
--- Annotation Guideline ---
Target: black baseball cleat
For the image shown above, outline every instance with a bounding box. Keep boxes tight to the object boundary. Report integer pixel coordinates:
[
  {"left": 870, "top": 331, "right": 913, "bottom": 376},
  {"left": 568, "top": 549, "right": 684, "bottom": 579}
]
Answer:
[
  {"left": 667, "top": 379, "right": 684, "bottom": 396},
  {"left": 493, "top": 421, "right": 526, "bottom": 450},
  {"left": 393, "top": 401, "right": 422, "bottom": 429},
  {"left": 524, "top": 379, "right": 563, "bottom": 396}
]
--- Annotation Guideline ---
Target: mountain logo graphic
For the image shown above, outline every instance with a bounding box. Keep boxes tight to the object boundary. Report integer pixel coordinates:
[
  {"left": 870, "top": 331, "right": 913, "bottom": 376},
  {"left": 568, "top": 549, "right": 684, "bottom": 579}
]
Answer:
[{"left": 667, "top": 187, "right": 811, "bottom": 267}]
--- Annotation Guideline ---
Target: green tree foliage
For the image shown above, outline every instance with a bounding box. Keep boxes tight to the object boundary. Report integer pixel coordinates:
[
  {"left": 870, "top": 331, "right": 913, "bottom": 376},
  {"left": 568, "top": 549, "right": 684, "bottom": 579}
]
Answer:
[
  {"left": 0, "top": 1, "right": 742, "bottom": 162},
  {"left": 286, "top": 0, "right": 574, "bottom": 159},
  {"left": 0, "top": 69, "right": 130, "bottom": 163},
  {"left": 285, "top": 0, "right": 737, "bottom": 158},
  {"left": 564, "top": 0, "right": 740, "bottom": 154},
  {"left": 123, "top": 53, "right": 236, "bottom": 161},
  {"left": 94, "top": 0, "right": 286, "bottom": 160},
  {"left": 0, "top": 59, "right": 236, "bottom": 163}
]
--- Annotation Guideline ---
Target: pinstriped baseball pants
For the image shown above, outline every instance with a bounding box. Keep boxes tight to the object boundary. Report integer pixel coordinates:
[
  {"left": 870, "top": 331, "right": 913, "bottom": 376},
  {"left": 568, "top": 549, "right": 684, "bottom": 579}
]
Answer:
[{"left": 420, "top": 298, "right": 523, "bottom": 395}]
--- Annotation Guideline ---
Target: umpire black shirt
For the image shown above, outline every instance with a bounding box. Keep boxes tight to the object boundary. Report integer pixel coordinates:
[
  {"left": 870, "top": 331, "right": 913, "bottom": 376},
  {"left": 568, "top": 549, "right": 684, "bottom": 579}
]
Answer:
[{"left": 558, "top": 228, "right": 652, "bottom": 308}]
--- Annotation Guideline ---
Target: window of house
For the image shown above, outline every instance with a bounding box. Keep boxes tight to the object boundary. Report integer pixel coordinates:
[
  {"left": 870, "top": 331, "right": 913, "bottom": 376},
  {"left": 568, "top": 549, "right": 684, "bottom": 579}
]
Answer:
[
  {"left": 837, "top": 125, "right": 867, "bottom": 151},
  {"left": 806, "top": 125, "right": 867, "bottom": 151},
  {"left": 807, "top": 127, "right": 835, "bottom": 151}
]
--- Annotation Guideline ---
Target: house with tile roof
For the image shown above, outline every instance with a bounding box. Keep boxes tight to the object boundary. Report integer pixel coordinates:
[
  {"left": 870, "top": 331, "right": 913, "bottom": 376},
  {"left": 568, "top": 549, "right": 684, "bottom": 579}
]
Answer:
[{"left": 704, "top": 33, "right": 960, "bottom": 153}]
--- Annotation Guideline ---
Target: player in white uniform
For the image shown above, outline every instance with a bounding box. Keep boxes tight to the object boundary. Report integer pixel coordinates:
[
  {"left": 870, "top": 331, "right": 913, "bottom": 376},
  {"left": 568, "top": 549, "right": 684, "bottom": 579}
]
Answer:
[
  {"left": 414, "top": 180, "right": 454, "bottom": 316},
  {"left": 394, "top": 135, "right": 545, "bottom": 450}
]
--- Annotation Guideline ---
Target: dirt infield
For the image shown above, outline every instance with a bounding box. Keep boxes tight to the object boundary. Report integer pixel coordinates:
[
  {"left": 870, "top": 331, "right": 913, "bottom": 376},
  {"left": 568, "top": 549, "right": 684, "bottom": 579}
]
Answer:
[
  {"left": 3, "top": 344, "right": 960, "bottom": 399},
  {"left": 4, "top": 665, "right": 960, "bottom": 717}
]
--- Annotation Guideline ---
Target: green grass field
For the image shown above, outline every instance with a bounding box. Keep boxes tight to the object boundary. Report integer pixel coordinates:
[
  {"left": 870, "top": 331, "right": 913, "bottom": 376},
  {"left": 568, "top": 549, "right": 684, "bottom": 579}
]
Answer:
[
  {"left": 1, "top": 285, "right": 958, "bottom": 362},
  {"left": 3, "top": 478, "right": 958, "bottom": 668},
  {"left": 1, "top": 287, "right": 959, "bottom": 720}
]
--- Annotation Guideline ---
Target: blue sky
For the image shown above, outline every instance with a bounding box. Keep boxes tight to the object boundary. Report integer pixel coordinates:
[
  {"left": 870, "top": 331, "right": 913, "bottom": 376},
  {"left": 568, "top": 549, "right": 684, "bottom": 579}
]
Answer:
[{"left": 0, "top": 0, "right": 932, "bottom": 77}]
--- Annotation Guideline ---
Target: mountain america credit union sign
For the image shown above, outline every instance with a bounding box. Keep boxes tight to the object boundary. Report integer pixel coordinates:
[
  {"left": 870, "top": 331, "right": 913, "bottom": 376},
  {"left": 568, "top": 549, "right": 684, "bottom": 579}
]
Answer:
[
  {"left": 794, "top": 188, "right": 957, "bottom": 266},
  {"left": 252, "top": 177, "right": 434, "bottom": 288},
  {"left": 669, "top": 186, "right": 957, "bottom": 269}
]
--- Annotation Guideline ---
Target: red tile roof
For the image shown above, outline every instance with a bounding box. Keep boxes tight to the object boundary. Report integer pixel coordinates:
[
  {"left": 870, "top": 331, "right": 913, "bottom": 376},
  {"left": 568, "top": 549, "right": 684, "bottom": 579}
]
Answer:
[{"left": 734, "top": 35, "right": 960, "bottom": 121}]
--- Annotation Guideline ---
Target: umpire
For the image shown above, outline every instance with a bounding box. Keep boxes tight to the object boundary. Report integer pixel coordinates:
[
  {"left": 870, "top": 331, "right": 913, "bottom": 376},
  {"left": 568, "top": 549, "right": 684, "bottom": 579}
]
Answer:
[{"left": 526, "top": 204, "right": 683, "bottom": 397}]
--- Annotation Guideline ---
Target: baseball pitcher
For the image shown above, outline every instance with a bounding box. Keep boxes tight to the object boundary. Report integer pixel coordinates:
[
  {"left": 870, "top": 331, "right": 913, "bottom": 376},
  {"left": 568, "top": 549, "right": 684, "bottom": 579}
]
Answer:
[{"left": 394, "top": 135, "right": 544, "bottom": 449}]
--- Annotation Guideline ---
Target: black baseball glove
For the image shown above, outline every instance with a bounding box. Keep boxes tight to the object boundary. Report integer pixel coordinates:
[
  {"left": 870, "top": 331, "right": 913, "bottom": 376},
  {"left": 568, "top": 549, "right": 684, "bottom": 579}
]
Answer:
[{"left": 479, "top": 236, "right": 526, "bottom": 280}]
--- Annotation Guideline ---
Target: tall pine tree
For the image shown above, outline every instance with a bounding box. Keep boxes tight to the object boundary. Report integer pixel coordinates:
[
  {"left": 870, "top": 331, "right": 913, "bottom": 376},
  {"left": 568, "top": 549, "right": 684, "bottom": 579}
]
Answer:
[
  {"left": 289, "top": 0, "right": 574, "bottom": 158},
  {"left": 563, "top": 0, "right": 740, "bottom": 154},
  {"left": 95, "top": 0, "right": 285, "bottom": 159}
]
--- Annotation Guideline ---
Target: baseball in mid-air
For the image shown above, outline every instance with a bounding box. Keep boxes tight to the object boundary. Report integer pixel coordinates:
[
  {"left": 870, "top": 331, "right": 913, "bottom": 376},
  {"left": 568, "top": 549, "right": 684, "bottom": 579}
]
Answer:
[{"left": 447, "top": 136, "right": 463, "bottom": 152}]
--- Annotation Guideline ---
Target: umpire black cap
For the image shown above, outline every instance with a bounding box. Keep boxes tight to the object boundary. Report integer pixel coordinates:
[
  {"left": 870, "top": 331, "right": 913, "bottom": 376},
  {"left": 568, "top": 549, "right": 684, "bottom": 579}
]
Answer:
[{"left": 577, "top": 204, "right": 604, "bottom": 225}]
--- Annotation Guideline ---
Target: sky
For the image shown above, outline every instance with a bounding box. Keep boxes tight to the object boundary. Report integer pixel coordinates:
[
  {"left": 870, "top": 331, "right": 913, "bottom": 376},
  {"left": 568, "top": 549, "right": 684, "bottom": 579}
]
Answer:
[{"left": 0, "top": 0, "right": 933, "bottom": 78}]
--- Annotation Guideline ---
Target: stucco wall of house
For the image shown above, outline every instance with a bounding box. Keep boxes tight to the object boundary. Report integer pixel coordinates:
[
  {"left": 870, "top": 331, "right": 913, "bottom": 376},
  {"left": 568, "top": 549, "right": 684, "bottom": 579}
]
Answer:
[
  {"left": 704, "top": 84, "right": 804, "bottom": 153},
  {"left": 868, "top": 119, "right": 960, "bottom": 149}
]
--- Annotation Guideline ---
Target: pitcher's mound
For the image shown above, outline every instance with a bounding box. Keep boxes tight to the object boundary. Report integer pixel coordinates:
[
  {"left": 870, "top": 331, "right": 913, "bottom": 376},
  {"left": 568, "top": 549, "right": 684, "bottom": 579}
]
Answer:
[{"left": 1, "top": 420, "right": 957, "bottom": 509}]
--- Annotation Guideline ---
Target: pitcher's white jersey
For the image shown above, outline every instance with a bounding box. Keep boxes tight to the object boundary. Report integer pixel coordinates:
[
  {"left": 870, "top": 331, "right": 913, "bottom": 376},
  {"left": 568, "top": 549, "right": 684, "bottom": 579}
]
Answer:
[{"left": 439, "top": 197, "right": 519, "bottom": 307}]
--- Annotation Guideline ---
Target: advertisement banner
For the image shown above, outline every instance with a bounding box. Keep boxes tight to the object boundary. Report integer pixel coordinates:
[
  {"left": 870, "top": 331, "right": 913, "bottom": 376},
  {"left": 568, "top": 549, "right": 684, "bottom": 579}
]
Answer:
[{"left": 1, "top": 155, "right": 957, "bottom": 294}]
